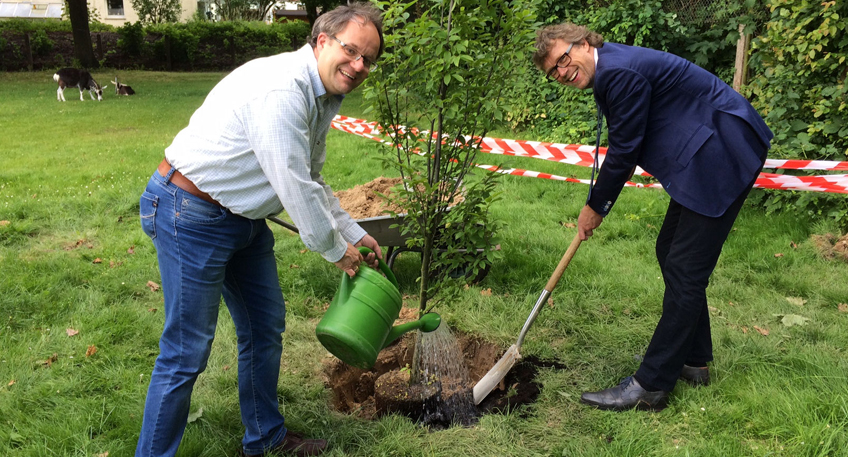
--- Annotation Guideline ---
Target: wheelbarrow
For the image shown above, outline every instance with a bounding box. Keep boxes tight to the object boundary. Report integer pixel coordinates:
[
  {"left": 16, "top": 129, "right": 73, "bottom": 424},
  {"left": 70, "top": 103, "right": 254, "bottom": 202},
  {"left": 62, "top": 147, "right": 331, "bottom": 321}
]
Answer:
[{"left": 268, "top": 212, "right": 496, "bottom": 283}]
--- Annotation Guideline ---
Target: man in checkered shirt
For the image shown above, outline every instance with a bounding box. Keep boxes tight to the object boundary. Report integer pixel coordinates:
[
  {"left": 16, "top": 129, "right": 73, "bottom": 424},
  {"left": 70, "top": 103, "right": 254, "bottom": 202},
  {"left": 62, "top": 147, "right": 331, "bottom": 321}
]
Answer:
[{"left": 136, "top": 4, "right": 384, "bottom": 456}]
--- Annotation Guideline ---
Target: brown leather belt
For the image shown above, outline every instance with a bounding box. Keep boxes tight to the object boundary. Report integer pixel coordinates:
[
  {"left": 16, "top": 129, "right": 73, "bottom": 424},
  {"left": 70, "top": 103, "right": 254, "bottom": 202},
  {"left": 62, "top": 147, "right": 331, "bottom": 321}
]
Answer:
[{"left": 157, "top": 158, "right": 223, "bottom": 207}]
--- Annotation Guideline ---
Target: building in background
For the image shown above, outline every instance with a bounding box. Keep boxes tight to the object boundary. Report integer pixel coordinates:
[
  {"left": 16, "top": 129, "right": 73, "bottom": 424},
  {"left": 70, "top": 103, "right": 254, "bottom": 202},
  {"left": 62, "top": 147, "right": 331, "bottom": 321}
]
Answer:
[
  {"left": 0, "top": 1, "right": 63, "bottom": 19},
  {"left": 273, "top": 2, "right": 306, "bottom": 23}
]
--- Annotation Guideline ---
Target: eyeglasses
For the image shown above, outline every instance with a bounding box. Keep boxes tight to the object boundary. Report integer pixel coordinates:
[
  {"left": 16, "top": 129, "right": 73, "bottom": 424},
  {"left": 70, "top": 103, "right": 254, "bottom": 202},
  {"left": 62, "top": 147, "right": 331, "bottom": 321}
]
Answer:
[
  {"left": 545, "top": 43, "right": 575, "bottom": 81},
  {"left": 329, "top": 35, "right": 378, "bottom": 72}
]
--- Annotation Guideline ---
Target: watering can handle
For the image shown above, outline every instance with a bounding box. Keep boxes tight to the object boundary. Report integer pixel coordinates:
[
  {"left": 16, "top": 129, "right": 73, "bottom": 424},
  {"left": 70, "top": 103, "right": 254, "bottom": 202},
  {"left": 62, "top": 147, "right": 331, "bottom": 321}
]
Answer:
[{"left": 358, "top": 247, "right": 399, "bottom": 289}]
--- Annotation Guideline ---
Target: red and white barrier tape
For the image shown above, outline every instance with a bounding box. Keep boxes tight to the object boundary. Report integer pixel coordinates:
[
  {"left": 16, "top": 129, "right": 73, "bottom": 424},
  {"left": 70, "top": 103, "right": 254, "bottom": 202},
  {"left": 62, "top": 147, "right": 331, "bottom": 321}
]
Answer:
[{"left": 331, "top": 116, "right": 848, "bottom": 193}]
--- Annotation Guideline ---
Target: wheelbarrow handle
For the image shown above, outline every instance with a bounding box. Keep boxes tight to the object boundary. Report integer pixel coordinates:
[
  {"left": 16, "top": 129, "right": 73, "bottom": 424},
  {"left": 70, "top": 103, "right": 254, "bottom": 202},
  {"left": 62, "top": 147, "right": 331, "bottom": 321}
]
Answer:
[{"left": 267, "top": 216, "right": 299, "bottom": 234}]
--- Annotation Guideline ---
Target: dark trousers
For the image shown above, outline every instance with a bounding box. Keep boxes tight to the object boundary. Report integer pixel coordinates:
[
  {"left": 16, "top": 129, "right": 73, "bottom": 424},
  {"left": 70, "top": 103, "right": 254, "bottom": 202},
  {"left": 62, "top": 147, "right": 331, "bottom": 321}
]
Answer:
[{"left": 633, "top": 180, "right": 755, "bottom": 392}]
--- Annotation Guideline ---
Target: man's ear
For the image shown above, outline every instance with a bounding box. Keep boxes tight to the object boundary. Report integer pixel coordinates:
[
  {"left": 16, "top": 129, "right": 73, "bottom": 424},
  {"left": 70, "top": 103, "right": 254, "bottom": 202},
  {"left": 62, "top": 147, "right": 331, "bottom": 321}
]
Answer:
[{"left": 316, "top": 32, "right": 329, "bottom": 50}]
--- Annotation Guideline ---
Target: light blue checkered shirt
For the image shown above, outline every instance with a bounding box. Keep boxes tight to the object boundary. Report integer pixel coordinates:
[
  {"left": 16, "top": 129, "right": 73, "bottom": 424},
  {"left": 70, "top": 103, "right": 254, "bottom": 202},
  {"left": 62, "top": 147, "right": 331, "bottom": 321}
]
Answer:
[{"left": 165, "top": 45, "right": 366, "bottom": 263}]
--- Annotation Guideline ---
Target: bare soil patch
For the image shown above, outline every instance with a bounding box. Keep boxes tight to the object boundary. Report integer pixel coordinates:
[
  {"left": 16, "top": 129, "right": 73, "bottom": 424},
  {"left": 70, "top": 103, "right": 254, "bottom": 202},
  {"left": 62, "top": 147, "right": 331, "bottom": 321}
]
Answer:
[
  {"left": 322, "top": 311, "right": 565, "bottom": 428},
  {"left": 811, "top": 232, "right": 848, "bottom": 262}
]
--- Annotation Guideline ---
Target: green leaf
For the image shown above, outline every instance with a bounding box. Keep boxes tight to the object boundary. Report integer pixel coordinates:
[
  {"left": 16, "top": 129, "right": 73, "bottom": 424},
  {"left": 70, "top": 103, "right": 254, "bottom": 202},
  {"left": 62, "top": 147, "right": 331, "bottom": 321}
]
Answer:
[
  {"left": 823, "top": 118, "right": 843, "bottom": 135},
  {"left": 776, "top": 314, "right": 811, "bottom": 327},
  {"left": 187, "top": 407, "right": 204, "bottom": 424},
  {"left": 790, "top": 119, "right": 809, "bottom": 131}
]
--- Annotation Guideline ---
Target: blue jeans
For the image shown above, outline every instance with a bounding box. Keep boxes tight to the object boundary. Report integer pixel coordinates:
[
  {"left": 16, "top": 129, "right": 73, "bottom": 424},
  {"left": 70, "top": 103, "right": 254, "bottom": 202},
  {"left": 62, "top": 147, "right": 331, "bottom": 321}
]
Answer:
[{"left": 136, "top": 168, "right": 287, "bottom": 456}]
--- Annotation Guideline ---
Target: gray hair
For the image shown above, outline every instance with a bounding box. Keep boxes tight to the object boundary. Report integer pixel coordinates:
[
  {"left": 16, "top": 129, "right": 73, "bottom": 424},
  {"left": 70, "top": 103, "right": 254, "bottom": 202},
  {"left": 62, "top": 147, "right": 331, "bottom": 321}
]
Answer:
[
  {"left": 532, "top": 23, "right": 604, "bottom": 70},
  {"left": 310, "top": 2, "right": 385, "bottom": 59}
]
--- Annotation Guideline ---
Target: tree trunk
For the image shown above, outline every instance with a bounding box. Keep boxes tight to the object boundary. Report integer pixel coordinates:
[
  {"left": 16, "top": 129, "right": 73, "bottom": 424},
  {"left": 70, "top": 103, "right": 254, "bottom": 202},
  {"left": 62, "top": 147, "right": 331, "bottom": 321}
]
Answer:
[
  {"left": 67, "top": 0, "right": 97, "bottom": 68},
  {"left": 304, "top": 1, "right": 319, "bottom": 25},
  {"left": 23, "top": 32, "right": 33, "bottom": 71}
]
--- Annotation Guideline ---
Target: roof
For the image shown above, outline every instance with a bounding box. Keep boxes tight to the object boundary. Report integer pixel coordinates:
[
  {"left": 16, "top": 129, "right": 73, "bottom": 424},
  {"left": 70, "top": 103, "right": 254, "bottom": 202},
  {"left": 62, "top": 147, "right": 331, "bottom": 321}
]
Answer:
[{"left": 274, "top": 9, "right": 307, "bottom": 18}]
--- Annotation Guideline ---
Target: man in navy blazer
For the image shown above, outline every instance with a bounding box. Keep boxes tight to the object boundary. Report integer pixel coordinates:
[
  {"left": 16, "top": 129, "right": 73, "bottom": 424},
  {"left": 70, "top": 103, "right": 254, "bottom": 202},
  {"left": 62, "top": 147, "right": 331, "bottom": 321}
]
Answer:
[{"left": 533, "top": 23, "right": 772, "bottom": 411}]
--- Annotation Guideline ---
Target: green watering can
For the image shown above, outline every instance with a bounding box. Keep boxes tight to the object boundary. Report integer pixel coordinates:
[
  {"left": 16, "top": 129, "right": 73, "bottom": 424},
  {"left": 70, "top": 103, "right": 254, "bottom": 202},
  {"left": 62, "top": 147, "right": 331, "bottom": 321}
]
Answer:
[{"left": 316, "top": 247, "right": 441, "bottom": 370}]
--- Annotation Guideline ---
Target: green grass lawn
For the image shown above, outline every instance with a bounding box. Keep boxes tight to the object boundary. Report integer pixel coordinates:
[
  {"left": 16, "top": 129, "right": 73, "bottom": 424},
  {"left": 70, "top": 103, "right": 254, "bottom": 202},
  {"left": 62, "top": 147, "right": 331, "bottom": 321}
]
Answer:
[{"left": 1, "top": 71, "right": 847, "bottom": 457}]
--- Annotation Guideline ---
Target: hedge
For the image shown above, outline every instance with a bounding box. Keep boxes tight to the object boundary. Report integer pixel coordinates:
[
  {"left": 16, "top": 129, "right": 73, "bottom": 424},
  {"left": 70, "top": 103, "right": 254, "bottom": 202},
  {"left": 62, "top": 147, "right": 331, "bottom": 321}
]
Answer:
[{"left": 0, "top": 19, "right": 312, "bottom": 71}]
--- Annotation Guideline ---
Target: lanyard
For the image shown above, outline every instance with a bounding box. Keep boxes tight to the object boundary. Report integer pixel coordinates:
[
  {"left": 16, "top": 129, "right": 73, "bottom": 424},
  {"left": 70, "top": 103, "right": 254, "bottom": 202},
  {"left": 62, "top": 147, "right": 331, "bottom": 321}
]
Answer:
[{"left": 587, "top": 106, "right": 603, "bottom": 205}]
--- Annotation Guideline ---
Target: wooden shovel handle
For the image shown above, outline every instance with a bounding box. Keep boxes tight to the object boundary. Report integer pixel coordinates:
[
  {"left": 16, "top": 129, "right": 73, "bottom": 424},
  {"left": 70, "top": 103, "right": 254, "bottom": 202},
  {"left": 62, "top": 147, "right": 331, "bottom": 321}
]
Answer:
[{"left": 544, "top": 232, "right": 582, "bottom": 292}]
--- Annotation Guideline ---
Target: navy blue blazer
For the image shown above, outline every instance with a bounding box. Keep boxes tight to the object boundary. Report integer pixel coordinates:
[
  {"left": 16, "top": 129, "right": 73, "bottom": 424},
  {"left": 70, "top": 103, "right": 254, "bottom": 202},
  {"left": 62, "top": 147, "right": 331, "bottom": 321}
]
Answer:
[{"left": 589, "top": 43, "right": 773, "bottom": 218}]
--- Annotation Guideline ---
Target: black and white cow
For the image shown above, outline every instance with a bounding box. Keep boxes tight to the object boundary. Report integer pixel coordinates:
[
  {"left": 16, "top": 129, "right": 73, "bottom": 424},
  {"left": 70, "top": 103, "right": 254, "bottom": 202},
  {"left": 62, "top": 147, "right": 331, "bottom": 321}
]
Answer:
[
  {"left": 111, "top": 76, "right": 136, "bottom": 96},
  {"left": 53, "top": 68, "right": 105, "bottom": 102}
]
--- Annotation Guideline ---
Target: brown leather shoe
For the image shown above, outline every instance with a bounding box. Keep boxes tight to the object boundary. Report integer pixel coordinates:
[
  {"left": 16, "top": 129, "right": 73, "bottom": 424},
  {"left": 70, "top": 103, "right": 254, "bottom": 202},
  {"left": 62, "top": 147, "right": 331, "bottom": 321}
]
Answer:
[
  {"left": 242, "top": 431, "right": 328, "bottom": 457},
  {"left": 679, "top": 365, "right": 710, "bottom": 386},
  {"left": 580, "top": 376, "right": 669, "bottom": 412}
]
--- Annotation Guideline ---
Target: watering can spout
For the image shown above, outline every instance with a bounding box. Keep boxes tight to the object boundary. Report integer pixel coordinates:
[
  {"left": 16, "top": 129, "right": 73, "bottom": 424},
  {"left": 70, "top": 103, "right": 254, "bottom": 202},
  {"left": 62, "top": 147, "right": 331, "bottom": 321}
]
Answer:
[{"left": 383, "top": 312, "right": 442, "bottom": 349}]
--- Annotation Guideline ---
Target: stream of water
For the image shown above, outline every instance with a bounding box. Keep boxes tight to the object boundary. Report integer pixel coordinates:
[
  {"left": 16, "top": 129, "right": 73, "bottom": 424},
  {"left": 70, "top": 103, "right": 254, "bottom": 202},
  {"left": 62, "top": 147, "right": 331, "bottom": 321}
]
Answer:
[{"left": 413, "top": 324, "right": 480, "bottom": 427}]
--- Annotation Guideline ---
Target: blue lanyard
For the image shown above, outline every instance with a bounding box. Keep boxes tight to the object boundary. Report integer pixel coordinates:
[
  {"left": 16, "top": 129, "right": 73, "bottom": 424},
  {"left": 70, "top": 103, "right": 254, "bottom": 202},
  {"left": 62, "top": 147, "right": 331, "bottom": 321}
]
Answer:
[{"left": 587, "top": 107, "right": 603, "bottom": 205}]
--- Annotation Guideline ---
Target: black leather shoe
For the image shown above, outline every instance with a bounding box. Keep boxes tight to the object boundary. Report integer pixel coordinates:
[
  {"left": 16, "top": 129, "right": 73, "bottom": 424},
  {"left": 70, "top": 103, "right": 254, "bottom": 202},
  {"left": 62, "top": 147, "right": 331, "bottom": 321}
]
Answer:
[
  {"left": 580, "top": 376, "right": 669, "bottom": 411},
  {"left": 242, "top": 431, "right": 328, "bottom": 457},
  {"left": 680, "top": 365, "right": 710, "bottom": 386}
]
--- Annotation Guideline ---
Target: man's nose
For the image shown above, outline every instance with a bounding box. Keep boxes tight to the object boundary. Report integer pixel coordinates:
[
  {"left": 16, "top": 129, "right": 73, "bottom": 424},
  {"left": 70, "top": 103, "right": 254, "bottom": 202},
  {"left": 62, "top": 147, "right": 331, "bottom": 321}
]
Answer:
[
  {"left": 556, "top": 66, "right": 568, "bottom": 80},
  {"left": 351, "top": 57, "right": 368, "bottom": 73}
]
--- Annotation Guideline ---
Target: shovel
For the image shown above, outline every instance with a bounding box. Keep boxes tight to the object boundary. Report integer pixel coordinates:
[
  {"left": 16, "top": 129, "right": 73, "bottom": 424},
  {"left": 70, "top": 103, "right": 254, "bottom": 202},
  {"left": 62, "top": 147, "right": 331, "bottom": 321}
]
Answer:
[{"left": 472, "top": 232, "right": 582, "bottom": 405}]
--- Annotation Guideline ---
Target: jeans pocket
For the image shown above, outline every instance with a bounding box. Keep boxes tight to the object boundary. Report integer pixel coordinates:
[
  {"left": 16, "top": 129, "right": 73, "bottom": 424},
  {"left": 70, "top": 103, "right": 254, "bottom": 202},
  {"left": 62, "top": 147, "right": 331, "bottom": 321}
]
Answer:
[
  {"left": 140, "top": 191, "right": 159, "bottom": 240},
  {"left": 177, "top": 194, "right": 228, "bottom": 225}
]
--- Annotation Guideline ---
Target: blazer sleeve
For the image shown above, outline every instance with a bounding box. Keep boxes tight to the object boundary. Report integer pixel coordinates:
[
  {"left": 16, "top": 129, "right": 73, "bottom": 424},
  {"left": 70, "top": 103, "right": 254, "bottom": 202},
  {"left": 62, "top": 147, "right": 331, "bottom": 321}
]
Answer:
[{"left": 589, "top": 67, "right": 652, "bottom": 217}]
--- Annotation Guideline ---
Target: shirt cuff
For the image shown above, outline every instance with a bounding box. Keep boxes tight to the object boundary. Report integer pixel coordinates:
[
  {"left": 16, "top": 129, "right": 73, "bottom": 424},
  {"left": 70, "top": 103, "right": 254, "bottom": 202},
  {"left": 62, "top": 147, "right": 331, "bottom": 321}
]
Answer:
[
  {"left": 340, "top": 223, "right": 367, "bottom": 246},
  {"left": 321, "top": 236, "right": 350, "bottom": 263}
]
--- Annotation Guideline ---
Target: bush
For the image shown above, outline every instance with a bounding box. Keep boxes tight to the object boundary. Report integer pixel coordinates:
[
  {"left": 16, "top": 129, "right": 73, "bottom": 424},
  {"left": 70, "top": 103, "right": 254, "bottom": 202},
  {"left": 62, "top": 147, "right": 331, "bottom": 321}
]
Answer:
[
  {"left": 0, "top": 19, "right": 313, "bottom": 71},
  {"left": 146, "top": 20, "right": 312, "bottom": 68},
  {"left": 117, "top": 21, "right": 147, "bottom": 57},
  {"left": 30, "top": 29, "right": 54, "bottom": 56},
  {"left": 746, "top": 0, "right": 848, "bottom": 227}
]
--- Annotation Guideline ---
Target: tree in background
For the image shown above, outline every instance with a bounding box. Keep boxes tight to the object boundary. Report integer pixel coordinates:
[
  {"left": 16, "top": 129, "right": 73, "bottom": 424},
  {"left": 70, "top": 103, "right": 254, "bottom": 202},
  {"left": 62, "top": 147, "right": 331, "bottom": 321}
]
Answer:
[
  {"left": 303, "top": 0, "right": 347, "bottom": 24},
  {"left": 365, "top": 0, "right": 539, "bottom": 321},
  {"left": 130, "top": 0, "right": 182, "bottom": 24},
  {"left": 66, "top": 0, "right": 97, "bottom": 67}
]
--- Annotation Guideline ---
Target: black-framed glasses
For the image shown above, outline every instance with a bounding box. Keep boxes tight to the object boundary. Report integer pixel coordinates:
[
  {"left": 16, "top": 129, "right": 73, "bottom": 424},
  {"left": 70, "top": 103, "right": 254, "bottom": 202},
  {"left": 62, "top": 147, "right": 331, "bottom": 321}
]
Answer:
[
  {"left": 545, "top": 43, "right": 575, "bottom": 81},
  {"left": 329, "top": 35, "right": 378, "bottom": 72}
]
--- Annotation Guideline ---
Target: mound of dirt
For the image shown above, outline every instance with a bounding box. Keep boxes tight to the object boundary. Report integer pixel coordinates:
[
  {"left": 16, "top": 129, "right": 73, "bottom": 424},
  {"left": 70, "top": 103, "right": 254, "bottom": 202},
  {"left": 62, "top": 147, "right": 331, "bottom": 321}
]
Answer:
[
  {"left": 335, "top": 177, "right": 405, "bottom": 219},
  {"left": 334, "top": 176, "right": 466, "bottom": 219}
]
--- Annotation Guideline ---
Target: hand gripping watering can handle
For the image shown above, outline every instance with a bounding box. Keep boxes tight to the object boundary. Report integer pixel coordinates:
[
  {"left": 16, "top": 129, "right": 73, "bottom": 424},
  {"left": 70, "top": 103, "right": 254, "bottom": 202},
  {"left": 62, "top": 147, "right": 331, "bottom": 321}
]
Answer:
[{"left": 357, "top": 247, "right": 399, "bottom": 289}]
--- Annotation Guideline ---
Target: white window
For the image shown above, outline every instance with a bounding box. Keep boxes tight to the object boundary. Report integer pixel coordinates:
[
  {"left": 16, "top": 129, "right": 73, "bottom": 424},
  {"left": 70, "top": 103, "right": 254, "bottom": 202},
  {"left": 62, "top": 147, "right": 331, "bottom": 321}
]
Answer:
[{"left": 107, "top": 0, "right": 123, "bottom": 16}]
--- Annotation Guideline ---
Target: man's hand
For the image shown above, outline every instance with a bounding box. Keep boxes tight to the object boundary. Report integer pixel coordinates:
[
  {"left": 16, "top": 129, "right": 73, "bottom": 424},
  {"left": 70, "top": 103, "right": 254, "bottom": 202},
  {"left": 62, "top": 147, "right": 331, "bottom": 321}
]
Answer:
[
  {"left": 354, "top": 235, "right": 383, "bottom": 269},
  {"left": 334, "top": 243, "right": 365, "bottom": 277},
  {"left": 578, "top": 204, "right": 604, "bottom": 240}
]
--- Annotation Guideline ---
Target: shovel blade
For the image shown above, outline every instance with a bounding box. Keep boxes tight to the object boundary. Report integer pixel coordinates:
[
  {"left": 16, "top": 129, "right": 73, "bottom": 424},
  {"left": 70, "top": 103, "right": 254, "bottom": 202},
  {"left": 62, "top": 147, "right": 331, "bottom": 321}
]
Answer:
[{"left": 472, "top": 345, "right": 521, "bottom": 405}]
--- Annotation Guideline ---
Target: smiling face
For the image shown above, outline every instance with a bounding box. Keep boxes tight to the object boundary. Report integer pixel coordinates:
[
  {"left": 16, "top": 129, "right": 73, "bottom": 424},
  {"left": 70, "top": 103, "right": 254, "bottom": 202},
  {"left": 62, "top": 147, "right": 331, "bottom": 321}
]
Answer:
[
  {"left": 543, "top": 39, "right": 596, "bottom": 90},
  {"left": 314, "top": 18, "right": 380, "bottom": 96}
]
